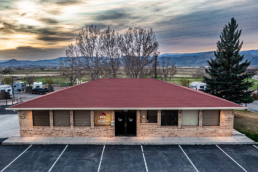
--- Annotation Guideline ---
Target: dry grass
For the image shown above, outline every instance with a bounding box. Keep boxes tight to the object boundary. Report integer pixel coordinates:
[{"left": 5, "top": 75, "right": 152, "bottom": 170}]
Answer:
[{"left": 234, "top": 110, "right": 258, "bottom": 141}]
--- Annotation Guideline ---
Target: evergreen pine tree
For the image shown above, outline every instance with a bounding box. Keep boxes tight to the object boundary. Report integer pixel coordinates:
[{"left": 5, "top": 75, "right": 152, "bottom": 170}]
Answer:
[{"left": 204, "top": 18, "right": 254, "bottom": 104}]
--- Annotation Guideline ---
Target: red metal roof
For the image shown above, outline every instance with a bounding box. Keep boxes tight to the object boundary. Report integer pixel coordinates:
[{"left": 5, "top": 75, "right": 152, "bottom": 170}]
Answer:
[{"left": 9, "top": 78, "right": 244, "bottom": 109}]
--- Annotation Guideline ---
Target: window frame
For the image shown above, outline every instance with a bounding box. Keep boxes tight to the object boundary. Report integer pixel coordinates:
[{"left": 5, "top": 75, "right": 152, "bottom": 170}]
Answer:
[
  {"left": 202, "top": 110, "right": 220, "bottom": 126},
  {"left": 161, "top": 110, "right": 178, "bottom": 126},
  {"left": 73, "top": 110, "right": 91, "bottom": 127},
  {"left": 181, "top": 110, "right": 199, "bottom": 126},
  {"left": 53, "top": 110, "right": 70, "bottom": 127},
  {"left": 32, "top": 110, "right": 50, "bottom": 126},
  {"left": 140, "top": 110, "right": 158, "bottom": 124}
]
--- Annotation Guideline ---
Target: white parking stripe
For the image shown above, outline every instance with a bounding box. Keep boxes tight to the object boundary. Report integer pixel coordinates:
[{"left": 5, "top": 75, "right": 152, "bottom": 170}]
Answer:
[
  {"left": 97, "top": 145, "right": 105, "bottom": 172},
  {"left": 141, "top": 145, "right": 148, "bottom": 172},
  {"left": 0, "top": 145, "right": 32, "bottom": 172},
  {"left": 253, "top": 145, "right": 258, "bottom": 150},
  {"left": 216, "top": 145, "right": 247, "bottom": 172},
  {"left": 179, "top": 145, "right": 199, "bottom": 172},
  {"left": 48, "top": 145, "right": 68, "bottom": 172}
]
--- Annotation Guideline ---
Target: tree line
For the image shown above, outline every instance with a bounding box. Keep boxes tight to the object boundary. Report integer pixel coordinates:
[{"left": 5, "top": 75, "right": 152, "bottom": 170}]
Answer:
[{"left": 59, "top": 25, "right": 177, "bottom": 85}]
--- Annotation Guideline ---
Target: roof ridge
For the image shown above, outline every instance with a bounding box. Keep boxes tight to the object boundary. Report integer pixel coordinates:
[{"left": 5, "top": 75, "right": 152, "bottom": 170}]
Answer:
[
  {"left": 154, "top": 79, "right": 243, "bottom": 107},
  {"left": 10, "top": 80, "right": 93, "bottom": 108}
]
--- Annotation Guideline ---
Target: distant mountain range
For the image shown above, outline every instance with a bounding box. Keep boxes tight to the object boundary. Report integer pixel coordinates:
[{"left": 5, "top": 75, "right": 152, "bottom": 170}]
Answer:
[
  {"left": 0, "top": 58, "right": 63, "bottom": 67},
  {"left": 158, "top": 50, "right": 258, "bottom": 66},
  {"left": 0, "top": 50, "right": 257, "bottom": 67}
]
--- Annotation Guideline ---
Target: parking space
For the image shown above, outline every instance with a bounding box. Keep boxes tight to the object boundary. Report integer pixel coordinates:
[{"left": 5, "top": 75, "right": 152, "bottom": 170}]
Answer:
[
  {"left": 143, "top": 145, "right": 193, "bottom": 172},
  {"left": 100, "top": 145, "right": 146, "bottom": 172},
  {"left": 50, "top": 145, "right": 103, "bottom": 172},
  {"left": 0, "top": 144, "right": 257, "bottom": 172},
  {"left": 3, "top": 145, "right": 65, "bottom": 172},
  {"left": 0, "top": 145, "right": 29, "bottom": 171},
  {"left": 181, "top": 145, "right": 244, "bottom": 172},
  {"left": 219, "top": 145, "right": 258, "bottom": 172}
]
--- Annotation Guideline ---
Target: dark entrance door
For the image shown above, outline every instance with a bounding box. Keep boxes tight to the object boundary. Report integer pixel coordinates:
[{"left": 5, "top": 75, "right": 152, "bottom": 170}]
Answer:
[{"left": 115, "top": 110, "right": 136, "bottom": 136}]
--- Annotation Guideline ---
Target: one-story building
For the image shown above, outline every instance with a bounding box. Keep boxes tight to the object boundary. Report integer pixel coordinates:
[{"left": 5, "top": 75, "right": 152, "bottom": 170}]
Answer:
[{"left": 7, "top": 78, "right": 245, "bottom": 137}]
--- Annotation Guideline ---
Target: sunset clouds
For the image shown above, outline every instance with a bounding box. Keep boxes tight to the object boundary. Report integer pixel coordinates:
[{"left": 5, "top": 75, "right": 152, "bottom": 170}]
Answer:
[{"left": 0, "top": 0, "right": 257, "bottom": 60}]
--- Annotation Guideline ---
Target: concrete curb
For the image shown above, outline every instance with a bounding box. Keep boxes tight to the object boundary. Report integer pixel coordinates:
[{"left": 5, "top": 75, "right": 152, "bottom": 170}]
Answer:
[
  {"left": 2, "top": 142, "right": 257, "bottom": 146},
  {"left": 2, "top": 136, "right": 256, "bottom": 146}
]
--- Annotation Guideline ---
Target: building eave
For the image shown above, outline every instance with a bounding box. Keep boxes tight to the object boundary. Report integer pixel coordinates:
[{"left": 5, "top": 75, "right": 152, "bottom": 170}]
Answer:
[{"left": 6, "top": 107, "right": 246, "bottom": 111}]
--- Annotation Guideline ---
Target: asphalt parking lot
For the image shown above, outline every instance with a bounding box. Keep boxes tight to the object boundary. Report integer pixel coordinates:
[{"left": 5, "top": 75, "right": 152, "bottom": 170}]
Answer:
[{"left": 0, "top": 144, "right": 257, "bottom": 172}]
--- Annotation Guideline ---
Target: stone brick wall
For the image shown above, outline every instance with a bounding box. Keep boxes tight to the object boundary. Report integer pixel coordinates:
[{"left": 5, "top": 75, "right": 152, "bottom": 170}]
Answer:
[
  {"left": 137, "top": 110, "right": 234, "bottom": 137},
  {"left": 19, "top": 109, "right": 234, "bottom": 137},
  {"left": 19, "top": 110, "right": 115, "bottom": 137}
]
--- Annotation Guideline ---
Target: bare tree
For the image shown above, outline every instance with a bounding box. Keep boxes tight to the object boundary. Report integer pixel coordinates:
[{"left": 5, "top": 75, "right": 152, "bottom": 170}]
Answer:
[
  {"left": 1, "top": 67, "right": 12, "bottom": 74},
  {"left": 99, "top": 27, "right": 121, "bottom": 78},
  {"left": 59, "top": 44, "right": 81, "bottom": 86},
  {"left": 118, "top": 27, "right": 159, "bottom": 78},
  {"left": 26, "top": 76, "right": 35, "bottom": 86},
  {"left": 39, "top": 67, "right": 45, "bottom": 71},
  {"left": 76, "top": 25, "right": 104, "bottom": 80},
  {"left": 192, "top": 66, "right": 205, "bottom": 78},
  {"left": 160, "top": 57, "right": 170, "bottom": 81},
  {"left": 168, "top": 62, "right": 177, "bottom": 81}
]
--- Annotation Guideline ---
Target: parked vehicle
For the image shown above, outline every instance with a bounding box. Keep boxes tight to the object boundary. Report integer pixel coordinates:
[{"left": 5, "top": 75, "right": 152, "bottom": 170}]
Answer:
[
  {"left": 190, "top": 82, "right": 206, "bottom": 91},
  {"left": 0, "top": 85, "right": 12, "bottom": 96},
  {"left": 30, "top": 88, "right": 48, "bottom": 95},
  {"left": 33, "top": 82, "right": 42, "bottom": 89},
  {"left": 12, "top": 81, "right": 26, "bottom": 92}
]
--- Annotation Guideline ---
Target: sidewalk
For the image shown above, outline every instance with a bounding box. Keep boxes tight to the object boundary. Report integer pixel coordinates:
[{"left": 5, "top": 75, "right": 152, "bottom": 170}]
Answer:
[{"left": 2, "top": 135, "right": 255, "bottom": 145}]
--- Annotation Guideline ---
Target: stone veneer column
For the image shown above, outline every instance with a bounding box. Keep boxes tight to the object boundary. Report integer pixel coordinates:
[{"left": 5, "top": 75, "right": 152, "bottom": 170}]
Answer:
[
  {"left": 49, "top": 110, "right": 53, "bottom": 129},
  {"left": 158, "top": 110, "right": 161, "bottom": 126},
  {"left": 111, "top": 110, "right": 114, "bottom": 122},
  {"left": 199, "top": 110, "right": 203, "bottom": 127},
  {"left": 70, "top": 110, "right": 74, "bottom": 129},
  {"left": 137, "top": 110, "right": 140, "bottom": 136},
  {"left": 178, "top": 110, "right": 182, "bottom": 129},
  {"left": 91, "top": 110, "right": 94, "bottom": 128}
]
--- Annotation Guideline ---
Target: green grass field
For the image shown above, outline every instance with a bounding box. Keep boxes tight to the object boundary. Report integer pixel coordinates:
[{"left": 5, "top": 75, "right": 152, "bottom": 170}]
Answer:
[
  {"left": 18, "top": 75, "right": 258, "bottom": 90},
  {"left": 245, "top": 78, "right": 258, "bottom": 90},
  {"left": 21, "top": 76, "right": 90, "bottom": 85}
]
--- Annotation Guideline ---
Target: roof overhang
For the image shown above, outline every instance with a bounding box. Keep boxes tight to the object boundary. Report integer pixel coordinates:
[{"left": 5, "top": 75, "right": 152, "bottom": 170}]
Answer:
[{"left": 6, "top": 107, "right": 246, "bottom": 111}]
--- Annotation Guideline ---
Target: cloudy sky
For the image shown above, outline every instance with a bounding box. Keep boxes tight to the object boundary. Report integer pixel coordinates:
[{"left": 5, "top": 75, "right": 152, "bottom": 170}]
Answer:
[{"left": 0, "top": 0, "right": 257, "bottom": 60}]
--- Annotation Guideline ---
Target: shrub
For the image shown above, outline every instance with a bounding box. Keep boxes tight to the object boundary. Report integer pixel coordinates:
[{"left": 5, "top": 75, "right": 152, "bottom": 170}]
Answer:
[
  {"left": 3, "top": 76, "right": 12, "bottom": 85},
  {"left": 179, "top": 78, "right": 188, "bottom": 87},
  {"left": 46, "top": 78, "right": 54, "bottom": 86},
  {"left": 26, "top": 76, "right": 35, "bottom": 86},
  {"left": 252, "top": 92, "right": 258, "bottom": 100}
]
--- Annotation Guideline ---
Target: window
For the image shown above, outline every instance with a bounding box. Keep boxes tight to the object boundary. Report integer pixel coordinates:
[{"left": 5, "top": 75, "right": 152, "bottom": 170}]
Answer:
[
  {"left": 161, "top": 110, "right": 178, "bottom": 126},
  {"left": 53, "top": 110, "right": 70, "bottom": 126},
  {"left": 140, "top": 110, "right": 157, "bottom": 123},
  {"left": 33, "top": 110, "right": 50, "bottom": 126},
  {"left": 203, "top": 110, "right": 220, "bottom": 126},
  {"left": 182, "top": 110, "right": 199, "bottom": 126},
  {"left": 74, "top": 110, "right": 91, "bottom": 126}
]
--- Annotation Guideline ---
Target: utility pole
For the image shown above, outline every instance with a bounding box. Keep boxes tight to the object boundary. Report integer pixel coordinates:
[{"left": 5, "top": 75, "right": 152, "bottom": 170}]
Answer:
[
  {"left": 12, "top": 76, "right": 15, "bottom": 101},
  {"left": 154, "top": 54, "right": 158, "bottom": 79},
  {"left": 245, "top": 76, "right": 248, "bottom": 107}
]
